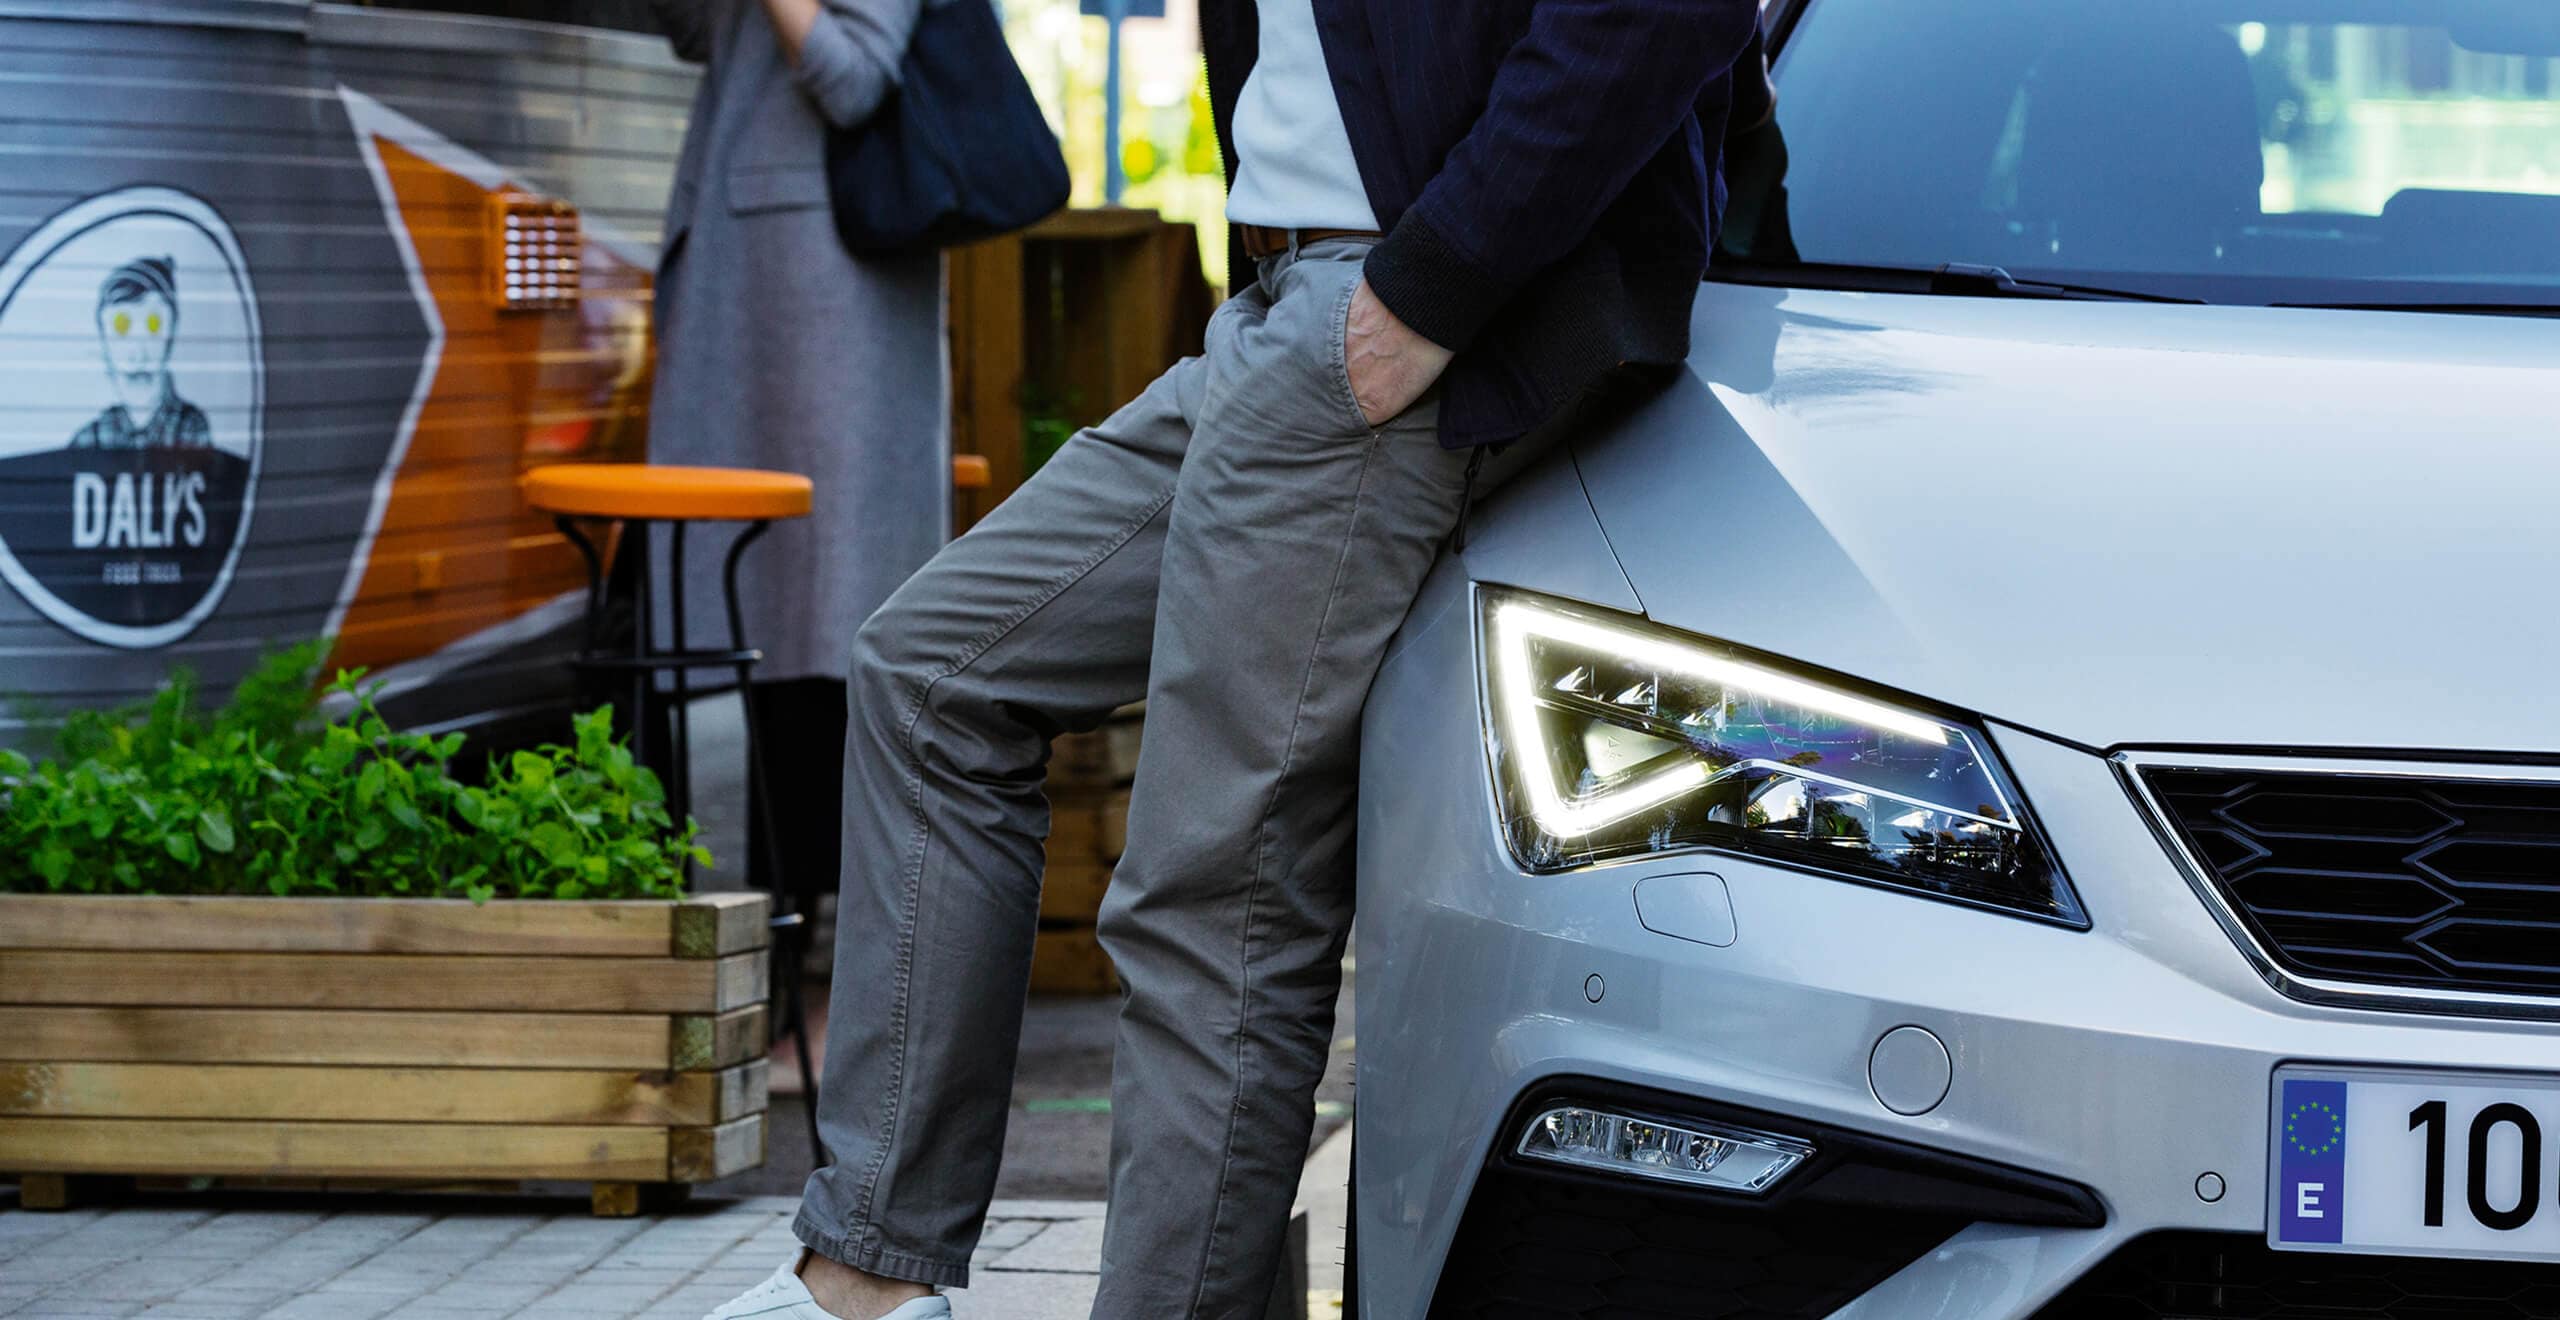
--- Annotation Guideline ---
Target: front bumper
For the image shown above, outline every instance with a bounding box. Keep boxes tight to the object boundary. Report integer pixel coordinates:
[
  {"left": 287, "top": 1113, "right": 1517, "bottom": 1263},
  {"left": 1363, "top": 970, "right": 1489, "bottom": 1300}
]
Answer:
[{"left": 1354, "top": 563, "right": 2560, "bottom": 1318}]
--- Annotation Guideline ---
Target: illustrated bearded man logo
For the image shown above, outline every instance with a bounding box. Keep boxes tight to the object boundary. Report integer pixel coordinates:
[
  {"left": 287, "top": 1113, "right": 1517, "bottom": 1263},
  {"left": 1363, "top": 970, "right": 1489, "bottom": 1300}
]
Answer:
[
  {"left": 68, "top": 255, "right": 213, "bottom": 451},
  {"left": 0, "top": 187, "right": 264, "bottom": 648}
]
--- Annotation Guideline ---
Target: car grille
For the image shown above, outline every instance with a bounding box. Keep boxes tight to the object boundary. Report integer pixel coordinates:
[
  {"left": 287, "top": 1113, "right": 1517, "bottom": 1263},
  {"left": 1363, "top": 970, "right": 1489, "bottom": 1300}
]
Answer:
[
  {"left": 1426, "top": 1166, "right": 1958, "bottom": 1320},
  {"left": 2034, "top": 1232, "right": 2560, "bottom": 1318},
  {"left": 2140, "top": 765, "right": 2560, "bottom": 999}
]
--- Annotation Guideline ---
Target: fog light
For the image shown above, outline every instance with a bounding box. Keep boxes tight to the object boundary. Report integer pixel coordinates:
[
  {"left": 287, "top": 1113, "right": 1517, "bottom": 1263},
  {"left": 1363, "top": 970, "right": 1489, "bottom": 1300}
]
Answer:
[{"left": 1518, "top": 1105, "right": 1813, "bottom": 1194}]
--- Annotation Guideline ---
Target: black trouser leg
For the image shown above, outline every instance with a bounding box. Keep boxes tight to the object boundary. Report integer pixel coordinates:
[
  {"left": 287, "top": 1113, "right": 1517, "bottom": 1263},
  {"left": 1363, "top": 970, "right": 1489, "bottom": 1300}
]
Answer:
[
  {"left": 746, "top": 675, "right": 849, "bottom": 900},
  {"left": 746, "top": 674, "right": 848, "bottom": 1161}
]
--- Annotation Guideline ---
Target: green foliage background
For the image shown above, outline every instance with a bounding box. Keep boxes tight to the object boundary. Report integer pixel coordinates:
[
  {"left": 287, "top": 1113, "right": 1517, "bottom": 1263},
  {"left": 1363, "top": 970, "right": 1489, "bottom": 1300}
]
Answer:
[{"left": 0, "top": 645, "right": 707, "bottom": 902}]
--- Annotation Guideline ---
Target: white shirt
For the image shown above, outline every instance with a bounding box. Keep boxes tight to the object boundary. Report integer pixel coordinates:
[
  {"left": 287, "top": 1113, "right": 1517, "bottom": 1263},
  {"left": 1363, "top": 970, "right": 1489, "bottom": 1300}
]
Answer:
[{"left": 1223, "top": 0, "right": 1378, "bottom": 231}]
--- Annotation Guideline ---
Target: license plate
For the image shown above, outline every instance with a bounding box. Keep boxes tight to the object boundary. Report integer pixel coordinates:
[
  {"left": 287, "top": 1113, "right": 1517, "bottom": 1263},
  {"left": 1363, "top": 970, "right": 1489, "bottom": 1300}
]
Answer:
[{"left": 2271, "top": 1067, "right": 2560, "bottom": 1263}]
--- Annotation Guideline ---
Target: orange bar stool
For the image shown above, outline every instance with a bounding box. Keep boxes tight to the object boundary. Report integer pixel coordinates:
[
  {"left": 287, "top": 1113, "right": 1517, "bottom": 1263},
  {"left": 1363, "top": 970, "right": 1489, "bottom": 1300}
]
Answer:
[
  {"left": 523, "top": 463, "right": 823, "bottom": 1146},
  {"left": 522, "top": 463, "right": 811, "bottom": 829}
]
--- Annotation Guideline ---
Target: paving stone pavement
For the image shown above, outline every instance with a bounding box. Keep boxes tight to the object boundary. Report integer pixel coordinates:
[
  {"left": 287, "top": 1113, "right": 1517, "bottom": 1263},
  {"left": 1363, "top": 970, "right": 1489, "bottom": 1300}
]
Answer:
[{"left": 0, "top": 1195, "right": 1103, "bottom": 1320}]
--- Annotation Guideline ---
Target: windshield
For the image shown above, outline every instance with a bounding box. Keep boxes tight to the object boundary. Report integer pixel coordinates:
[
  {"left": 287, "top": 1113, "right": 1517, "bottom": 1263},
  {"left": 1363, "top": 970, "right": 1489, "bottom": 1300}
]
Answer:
[{"left": 1717, "top": 0, "right": 2560, "bottom": 307}]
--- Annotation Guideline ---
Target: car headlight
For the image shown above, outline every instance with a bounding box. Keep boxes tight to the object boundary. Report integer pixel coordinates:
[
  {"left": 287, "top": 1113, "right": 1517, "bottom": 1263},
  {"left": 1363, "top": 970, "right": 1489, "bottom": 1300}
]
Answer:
[{"left": 1477, "top": 587, "right": 2084, "bottom": 925}]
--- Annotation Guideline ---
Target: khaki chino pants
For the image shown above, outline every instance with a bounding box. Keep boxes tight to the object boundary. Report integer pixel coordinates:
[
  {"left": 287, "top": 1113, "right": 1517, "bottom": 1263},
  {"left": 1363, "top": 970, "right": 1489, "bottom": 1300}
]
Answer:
[{"left": 793, "top": 238, "right": 1476, "bottom": 1319}]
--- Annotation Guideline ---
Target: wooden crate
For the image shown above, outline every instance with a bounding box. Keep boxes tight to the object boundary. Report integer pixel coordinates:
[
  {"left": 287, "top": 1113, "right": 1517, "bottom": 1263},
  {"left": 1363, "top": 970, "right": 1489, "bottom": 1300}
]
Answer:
[
  {"left": 0, "top": 892, "right": 772, "bottom": 1215},
  {"left": 1029, "top": 927, "right": 1119, "bottom": 997},
  {"left": 946, "top": 209, "right": 1217, "bottom": 535},
  {"left": 1049, "top": 715, "right": 1144, "bottom": 789},
  {"left": 1032, "top": 707, "right": 1142, "bottom": 995}
]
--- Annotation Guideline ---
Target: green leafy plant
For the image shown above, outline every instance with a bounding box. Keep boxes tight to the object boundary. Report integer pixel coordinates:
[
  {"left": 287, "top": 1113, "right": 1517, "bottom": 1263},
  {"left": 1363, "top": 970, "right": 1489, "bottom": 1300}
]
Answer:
[
  {"left": 0, "top": 646, "right": 707, "bottom": 901},
  {"left": 1021, "top": 381, "right": 1086, "bottom": 477}
]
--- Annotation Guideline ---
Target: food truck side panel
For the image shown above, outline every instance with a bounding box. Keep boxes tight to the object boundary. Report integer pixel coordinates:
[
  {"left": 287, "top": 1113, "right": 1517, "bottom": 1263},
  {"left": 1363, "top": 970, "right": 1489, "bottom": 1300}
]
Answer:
[{"left": 0, "top": 1, "right": 693, "bottom": 741}]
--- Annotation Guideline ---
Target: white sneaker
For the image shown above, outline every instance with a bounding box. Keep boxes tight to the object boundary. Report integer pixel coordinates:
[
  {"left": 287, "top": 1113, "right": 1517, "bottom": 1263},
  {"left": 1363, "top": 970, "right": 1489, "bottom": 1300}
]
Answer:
[{"left": 702, "top": 1253, "right": 951, "bottom": 1320}]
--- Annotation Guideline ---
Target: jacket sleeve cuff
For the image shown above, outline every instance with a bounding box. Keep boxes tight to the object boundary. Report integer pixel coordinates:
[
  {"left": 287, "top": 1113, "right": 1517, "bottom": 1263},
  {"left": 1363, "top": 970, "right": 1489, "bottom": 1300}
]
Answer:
[
  {"left": 1362, "top": 206, "right": 1511, "bottom": 354},
  {"left": 793, "top": 8, "right": 899, "bottom": 129}
]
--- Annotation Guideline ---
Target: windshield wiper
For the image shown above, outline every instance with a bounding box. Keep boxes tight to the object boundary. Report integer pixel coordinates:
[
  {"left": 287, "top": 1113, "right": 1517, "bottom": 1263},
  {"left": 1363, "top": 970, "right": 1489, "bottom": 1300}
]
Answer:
[
  {"left": 2272, "top": 300, "right": 2560, "bottom": 318},
  {"left": 1711, "top": 258, "right": 2204, "bottom": 304},
  {"left": 1929, "top": 263, "right": 2203, "bottom": 303}
]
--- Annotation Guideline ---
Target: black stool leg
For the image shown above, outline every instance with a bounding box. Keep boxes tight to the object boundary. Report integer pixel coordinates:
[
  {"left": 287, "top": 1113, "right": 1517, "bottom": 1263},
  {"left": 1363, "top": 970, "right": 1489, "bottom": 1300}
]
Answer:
[
  {"left": 627, "top": 520, "right": 652, "bottom": 772},
  {"left": 556, "top": 515, "right": 609, "bottom": 653},
  {"left": 724, "top": 521, "right": 824, "bottom": 1164},
  {"left": 667, "top": 521, "right": 694, "bottom": 882},
  {"left": 556, "top": 516, "right": 617, "bottom": 727}
]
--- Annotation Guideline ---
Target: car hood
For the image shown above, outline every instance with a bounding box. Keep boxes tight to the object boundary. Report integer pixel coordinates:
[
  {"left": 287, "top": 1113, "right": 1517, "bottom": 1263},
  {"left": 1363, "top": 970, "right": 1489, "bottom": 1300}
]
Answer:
[{"left": 1571, "top": 282, "right": 2560, "bottom": 753}]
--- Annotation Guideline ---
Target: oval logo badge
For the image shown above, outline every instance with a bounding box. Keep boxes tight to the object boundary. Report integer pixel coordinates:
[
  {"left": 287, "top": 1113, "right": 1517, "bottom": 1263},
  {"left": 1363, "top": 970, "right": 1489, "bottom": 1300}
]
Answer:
[{"left": 0, "top": 187, "right": 264, "bottom": 649}]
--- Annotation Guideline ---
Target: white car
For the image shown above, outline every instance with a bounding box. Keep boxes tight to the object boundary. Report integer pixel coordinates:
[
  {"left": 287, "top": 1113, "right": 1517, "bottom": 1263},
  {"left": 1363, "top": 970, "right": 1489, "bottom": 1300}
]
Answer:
[{"left": 1354, "top": 0, "right": 2560, "bottom": 1315}]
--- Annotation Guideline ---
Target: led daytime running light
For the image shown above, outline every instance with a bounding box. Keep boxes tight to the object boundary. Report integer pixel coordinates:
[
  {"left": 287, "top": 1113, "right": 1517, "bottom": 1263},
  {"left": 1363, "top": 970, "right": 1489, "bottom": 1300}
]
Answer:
[
  {"left": 1489, "top": 596, "right": 1987, "bottom": 841},
  {"left": 1475, "top": 588, "right": 2083, "bottom": 925}
]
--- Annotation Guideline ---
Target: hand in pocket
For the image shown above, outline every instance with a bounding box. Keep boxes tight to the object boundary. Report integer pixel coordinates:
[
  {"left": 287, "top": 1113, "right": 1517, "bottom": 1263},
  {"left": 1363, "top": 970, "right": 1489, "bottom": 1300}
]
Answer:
[{"left": 1343, "top": 278, "right": 1453, "bottom": 428}]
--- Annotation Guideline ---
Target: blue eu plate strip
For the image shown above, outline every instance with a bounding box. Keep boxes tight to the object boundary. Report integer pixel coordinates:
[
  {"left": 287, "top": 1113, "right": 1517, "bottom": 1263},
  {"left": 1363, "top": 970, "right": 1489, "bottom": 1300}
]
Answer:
[{"left": 2277, "top": 1077, "right": 2349, "bottom": 1245}]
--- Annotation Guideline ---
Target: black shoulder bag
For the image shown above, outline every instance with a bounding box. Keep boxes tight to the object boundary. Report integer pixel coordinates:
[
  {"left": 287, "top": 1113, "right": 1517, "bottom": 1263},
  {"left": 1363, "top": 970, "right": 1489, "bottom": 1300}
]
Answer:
[{"left": 824, "top": 0, "right": 1071, "bottom": 254}]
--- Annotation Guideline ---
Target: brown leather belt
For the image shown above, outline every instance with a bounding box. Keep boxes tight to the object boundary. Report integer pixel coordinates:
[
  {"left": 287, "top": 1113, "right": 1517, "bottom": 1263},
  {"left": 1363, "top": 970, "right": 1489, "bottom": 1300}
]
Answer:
[{"left": 1236, "top": 224, "right": 1383, "bottom": 261}]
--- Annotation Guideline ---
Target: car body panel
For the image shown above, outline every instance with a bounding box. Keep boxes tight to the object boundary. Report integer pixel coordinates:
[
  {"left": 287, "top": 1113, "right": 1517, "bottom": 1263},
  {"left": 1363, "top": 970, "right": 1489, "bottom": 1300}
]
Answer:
[
  {"left": 1356, "top": 566, "right": 2560, "bottom": 1315},
  {"left": 1452, "top": 441, "right": 1643, "bottom": 617},
  {"left": 1575, "top": 282, "right": 2560, "bottom": 753}
]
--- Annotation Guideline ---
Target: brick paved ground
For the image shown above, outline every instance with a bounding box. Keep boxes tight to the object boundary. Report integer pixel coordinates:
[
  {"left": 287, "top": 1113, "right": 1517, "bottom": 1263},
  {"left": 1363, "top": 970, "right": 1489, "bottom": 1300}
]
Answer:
[{"left": 0, "top": 1194, "right": 1103, "bottom": 1320}]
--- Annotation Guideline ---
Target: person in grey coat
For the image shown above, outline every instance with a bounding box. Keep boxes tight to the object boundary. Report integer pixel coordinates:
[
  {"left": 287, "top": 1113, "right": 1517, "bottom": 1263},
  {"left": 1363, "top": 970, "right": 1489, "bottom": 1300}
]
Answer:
[{"left": 646, "top": 0, "right": 948, "bottom": 904}]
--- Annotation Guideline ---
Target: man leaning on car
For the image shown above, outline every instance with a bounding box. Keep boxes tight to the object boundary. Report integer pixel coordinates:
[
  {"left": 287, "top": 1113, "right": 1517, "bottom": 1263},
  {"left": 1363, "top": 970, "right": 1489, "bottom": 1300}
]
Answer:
[{"left": 702, "top": 1, "right": 1772, "bottom": 1318}]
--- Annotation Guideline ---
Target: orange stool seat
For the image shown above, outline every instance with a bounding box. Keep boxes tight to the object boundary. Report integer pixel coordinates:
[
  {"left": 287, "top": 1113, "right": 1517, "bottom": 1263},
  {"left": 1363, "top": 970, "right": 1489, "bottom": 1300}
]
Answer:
[{"left": 522, "top": 464, "right": 813, "bottom": 522}]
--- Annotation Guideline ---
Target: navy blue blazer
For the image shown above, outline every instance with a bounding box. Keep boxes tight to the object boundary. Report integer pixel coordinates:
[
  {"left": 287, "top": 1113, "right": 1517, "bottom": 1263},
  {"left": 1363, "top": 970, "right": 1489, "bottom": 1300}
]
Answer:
[{"left": 1202, "top": 0, "right": 1767, "bottom": 448}]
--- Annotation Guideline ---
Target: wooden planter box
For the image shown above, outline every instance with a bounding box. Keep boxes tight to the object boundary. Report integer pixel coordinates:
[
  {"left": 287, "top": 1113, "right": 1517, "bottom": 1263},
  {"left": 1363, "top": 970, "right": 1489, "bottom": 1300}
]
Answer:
[{"left": 0, "top": 891, "right": 772, "bottom": 1216}]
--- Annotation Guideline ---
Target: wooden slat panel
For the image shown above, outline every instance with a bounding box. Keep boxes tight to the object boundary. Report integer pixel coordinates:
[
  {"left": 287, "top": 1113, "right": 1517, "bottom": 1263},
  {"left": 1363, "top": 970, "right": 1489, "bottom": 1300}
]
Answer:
[
  {"left": 718, "top": 1058, "right": 771, "bottom": 1123},
  {"left": 0, "top": 894, "right": 670, "bottom": 956},
  {"left": 1048, "top": 713, "right": 1143, "bottom": 786},
  {"left": 712, "top": 954, "right": 769, "bottom": 1013},
  {"left": 1045, "top": 788, "right": 1131, "bottom": 867},
  {"left": 1027, "top": 208, "right": 1159, "bottom": 240},
  {"left": 0, "top": 894, "right": 769, "bottom": 957},
  {"left": 0, "top": 1007, "right": 688, "bottom": 1069},
  {"left": 0, "top": 1061, "right": 768, "bottom": 1126},
  {"left": 1039, "top": 861, "right": 1113, "bottom": 924},
  {"left": 947, "top": 232, "right": 1026, "bottom": 532},
  {"left": 1029, "top": 928, "right": 1117, "bottom": 996},
  {"left": 0, "top": 951, "right": 767, "bottom": 1014},
  {"left": 672, "top": 893, "right": 773, "bottom": 959},
  {"left": 672, "top": 1005, "right": 769, "bottom": 1072},
  {"left": 667, "top": 1114, "right": 765, "bottom": 1183},
  {"left": 0, "top": 1117, "right": 670, "bottom": 1181}
]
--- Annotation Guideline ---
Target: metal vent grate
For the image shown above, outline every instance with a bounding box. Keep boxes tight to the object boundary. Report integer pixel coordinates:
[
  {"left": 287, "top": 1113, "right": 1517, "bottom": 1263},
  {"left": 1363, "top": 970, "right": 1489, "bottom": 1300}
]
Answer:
[{"left": 2140, "top": 764, "right": 2560, "bottom": 999}]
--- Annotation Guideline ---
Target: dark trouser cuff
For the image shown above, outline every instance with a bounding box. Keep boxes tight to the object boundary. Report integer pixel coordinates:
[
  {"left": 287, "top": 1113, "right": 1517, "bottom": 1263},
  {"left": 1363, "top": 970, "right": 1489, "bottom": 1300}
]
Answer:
[{"left": 792, "top": 1206, "right": 973, "bottom": 1290}]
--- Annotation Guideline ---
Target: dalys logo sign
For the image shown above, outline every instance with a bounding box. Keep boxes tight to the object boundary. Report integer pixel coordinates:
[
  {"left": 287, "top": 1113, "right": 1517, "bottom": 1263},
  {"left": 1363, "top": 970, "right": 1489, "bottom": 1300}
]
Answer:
[{"left": 0, "top": 187, "right": 263, "bottom": 649}]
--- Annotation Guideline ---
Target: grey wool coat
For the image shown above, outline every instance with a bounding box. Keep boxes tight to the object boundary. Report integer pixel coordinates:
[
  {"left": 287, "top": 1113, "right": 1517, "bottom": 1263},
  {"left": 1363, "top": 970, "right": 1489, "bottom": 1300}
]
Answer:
[{"left": 646, "top": 0, "right": 948, "bottom": 683}]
